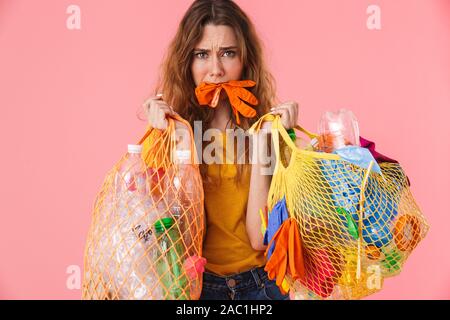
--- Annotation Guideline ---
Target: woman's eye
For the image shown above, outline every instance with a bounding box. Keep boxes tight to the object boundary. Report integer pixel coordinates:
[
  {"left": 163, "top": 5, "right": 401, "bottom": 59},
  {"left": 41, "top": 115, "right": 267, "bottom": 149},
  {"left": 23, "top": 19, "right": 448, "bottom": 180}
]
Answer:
[
  {"left": 195, "top": 52, "right": 208, "bottom": 59},
  {"left": 223, "top": 50, "right": 236, "bottom": 58},
  {"left": 194, "top": 50, "right": 236, "bottom": 59}
]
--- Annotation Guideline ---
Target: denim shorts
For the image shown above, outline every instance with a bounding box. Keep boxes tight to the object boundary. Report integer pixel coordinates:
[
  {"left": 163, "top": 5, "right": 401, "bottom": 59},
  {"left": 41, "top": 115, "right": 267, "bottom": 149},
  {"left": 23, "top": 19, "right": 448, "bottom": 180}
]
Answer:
[{"left": 199, "top": 266, "right": 290, "bottom": 300}]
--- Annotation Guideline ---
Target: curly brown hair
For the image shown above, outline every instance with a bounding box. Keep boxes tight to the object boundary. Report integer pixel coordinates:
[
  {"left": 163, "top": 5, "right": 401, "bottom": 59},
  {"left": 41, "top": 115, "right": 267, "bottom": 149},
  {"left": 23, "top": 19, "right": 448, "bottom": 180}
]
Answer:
[{"left": 153, "top": 0, "right": 278, "bottom": 186}]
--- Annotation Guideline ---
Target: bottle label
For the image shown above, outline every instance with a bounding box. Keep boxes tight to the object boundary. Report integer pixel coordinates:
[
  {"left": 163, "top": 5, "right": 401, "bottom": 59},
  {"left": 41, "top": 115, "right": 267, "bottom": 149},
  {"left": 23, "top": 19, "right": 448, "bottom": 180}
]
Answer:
[{"left": 132, "top": 224, "right": 153, "bottom": 243}]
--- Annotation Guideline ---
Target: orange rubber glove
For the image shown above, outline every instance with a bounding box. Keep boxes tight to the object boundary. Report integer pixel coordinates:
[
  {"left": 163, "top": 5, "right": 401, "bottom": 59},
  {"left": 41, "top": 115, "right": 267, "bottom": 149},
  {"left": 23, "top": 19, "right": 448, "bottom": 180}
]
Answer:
[
  {"left": 264, "top": 219, "right": 289, "bottom": 289},
  {"left": 288, "top": 218, "right": 305, "bottom": 281},
  {"left": 195, "top": 80, "right": 258, "bottom": 125},
  {"left": 264, "top": 218, "right": 305, "bottom": 294}
]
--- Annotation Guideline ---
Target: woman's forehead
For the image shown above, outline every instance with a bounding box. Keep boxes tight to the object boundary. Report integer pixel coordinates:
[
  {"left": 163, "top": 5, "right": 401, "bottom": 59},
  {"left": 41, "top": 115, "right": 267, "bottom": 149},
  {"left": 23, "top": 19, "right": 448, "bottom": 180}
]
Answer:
[{"left": 195, "top": 24, "right": 238, "bottom": 49}]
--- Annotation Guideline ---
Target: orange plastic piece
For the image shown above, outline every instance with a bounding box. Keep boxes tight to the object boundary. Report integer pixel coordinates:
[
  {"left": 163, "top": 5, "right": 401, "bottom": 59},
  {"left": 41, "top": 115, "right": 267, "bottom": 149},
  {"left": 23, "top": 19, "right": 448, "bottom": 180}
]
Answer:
[
  {"left": 366, "top": 245, "right": 382, "bottom": 260},
  {"left": 394, "top": 215, "right": 422, "bottom": 252}
]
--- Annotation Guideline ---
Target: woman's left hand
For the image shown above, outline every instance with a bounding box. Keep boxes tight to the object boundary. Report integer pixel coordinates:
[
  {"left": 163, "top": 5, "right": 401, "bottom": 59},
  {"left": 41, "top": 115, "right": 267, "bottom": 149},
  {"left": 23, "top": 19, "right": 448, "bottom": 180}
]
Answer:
[{"left": 270, "top": 101, "right": 299, "bottom": 129}]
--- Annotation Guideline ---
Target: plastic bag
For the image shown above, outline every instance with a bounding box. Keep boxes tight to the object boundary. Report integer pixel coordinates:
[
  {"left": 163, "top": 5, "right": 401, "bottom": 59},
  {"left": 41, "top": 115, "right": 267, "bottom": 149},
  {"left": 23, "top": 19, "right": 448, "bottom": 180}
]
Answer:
[
  {"left": 82, "top": 116, "right": 205, "bottom": 300},
  {"left": 249, "top": 114, "right": 429, "bottom": 299}
]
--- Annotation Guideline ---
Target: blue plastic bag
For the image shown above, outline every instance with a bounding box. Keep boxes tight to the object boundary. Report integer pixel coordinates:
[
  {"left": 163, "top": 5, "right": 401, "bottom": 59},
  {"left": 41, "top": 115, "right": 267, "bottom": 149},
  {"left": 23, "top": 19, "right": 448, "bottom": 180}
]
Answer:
[
  {"left": 317, "top": 153, "right": 400, "bottom": 248},
  {"left": 334, "top": 146, "right": 381, "bottom": 174}
]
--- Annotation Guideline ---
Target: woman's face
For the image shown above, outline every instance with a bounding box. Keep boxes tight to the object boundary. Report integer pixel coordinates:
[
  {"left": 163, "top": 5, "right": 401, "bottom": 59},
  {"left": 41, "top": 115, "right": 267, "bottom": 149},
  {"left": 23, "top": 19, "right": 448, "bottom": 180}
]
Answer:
[{"left": 191, "top": 24, "right": 243, "bottom": 86}]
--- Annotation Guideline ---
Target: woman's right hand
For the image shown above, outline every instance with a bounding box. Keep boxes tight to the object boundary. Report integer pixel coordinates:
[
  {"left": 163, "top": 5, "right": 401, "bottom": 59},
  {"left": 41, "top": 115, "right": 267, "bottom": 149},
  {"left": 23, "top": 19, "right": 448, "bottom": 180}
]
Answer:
[{"left": 142, "top": 94, "right": 178, "bottom": 130}]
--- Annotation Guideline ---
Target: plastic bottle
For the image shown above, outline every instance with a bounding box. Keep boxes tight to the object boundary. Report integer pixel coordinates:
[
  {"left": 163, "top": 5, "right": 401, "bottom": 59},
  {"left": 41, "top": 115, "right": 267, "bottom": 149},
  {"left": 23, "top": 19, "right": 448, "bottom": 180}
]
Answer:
[
  {"left": 318, "top": 109, "right": 360, "bottom": 153},
  {"left": 154, "top": 217, "right": 190, "bottom": 300},
  {"left": 122, "top": 145, "right": 147, "bottom": 192},
  {"left": 112, "top": 144, "right": 162, "bottom": 299},
  {"left": 172, "top": 149, "right": 197, "bottom": 251},
  {"left": 299, "top": 137, "right": 319, "bottom": 151}
]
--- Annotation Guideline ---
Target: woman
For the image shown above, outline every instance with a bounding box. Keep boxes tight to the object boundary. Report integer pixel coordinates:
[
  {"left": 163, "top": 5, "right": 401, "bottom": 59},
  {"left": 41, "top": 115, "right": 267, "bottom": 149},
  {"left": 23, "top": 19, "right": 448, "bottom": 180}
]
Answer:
[{"left": 144, "top": 0, "right": 298, "bottom": 300}]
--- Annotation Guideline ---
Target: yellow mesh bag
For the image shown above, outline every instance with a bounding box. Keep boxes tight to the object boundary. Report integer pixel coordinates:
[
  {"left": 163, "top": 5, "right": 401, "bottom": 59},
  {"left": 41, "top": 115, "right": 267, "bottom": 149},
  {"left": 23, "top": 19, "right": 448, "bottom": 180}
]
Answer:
[
  {"left": 82, "top": 115, "right": 205, "bottom": 300},
  {"left": 250, "top": 114, "right": 429, "bottom": 300}
]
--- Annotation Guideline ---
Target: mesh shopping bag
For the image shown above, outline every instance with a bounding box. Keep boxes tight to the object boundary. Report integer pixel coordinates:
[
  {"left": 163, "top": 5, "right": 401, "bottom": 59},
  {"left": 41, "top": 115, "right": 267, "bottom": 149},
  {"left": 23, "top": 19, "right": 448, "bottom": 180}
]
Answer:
[
  {"left": 82, "top": 115, "right": 205, "bottom": 300},
  {"left": 250, "top": 114, "right": 429, "bottom": 300}
]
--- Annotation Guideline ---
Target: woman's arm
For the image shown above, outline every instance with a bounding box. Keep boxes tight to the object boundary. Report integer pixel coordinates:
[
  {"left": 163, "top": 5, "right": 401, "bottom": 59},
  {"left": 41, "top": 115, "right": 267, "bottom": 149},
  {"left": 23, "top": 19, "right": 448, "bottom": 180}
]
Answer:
[
  {"left": 246, "top": 123, "right": 272, "bottom": 251},
  {"left": 246, "top": 101, "right": 299, "bottom": 251}
]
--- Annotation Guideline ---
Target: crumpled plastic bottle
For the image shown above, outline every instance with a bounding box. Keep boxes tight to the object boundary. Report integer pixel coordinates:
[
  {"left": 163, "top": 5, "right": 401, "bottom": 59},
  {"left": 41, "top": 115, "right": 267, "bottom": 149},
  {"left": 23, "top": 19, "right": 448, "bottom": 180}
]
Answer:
[
  {"left": 110, "top": 144, "right": 163, "bottom": 299},
  {"left": 318, "top": 109, "right": 360, "bottom": 153}
]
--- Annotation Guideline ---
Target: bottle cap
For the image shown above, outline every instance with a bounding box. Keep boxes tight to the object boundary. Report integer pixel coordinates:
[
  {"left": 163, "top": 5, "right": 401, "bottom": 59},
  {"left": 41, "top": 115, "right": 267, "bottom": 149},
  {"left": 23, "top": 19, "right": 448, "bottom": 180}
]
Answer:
[
  {"left": 128, "top": 144, "right": 143, "bottom": 154},
  {"left": 287, "top": 128, "right": 297, "bottom": 142},
  {"left": 154, "top": 217, "right": 174, "bottom": 232}
]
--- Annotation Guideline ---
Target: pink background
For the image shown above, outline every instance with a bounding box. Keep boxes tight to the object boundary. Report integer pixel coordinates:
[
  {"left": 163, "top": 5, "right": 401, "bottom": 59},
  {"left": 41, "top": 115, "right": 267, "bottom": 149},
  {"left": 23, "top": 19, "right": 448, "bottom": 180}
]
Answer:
[{"left": 0, "top": 0, "right": 449, "bottom": 299}]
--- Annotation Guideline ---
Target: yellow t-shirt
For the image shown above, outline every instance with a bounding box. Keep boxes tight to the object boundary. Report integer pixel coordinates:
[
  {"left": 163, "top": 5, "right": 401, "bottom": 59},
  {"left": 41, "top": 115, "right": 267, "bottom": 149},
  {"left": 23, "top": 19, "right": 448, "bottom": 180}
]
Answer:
[{"left": 202, "top": 133, "right": 266, "bottom": 276}]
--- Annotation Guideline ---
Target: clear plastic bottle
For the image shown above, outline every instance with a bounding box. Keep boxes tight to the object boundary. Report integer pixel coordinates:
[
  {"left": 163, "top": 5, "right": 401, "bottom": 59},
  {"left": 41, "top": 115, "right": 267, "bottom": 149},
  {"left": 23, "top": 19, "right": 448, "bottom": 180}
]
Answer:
[
  {"left": 298, "top": 137, "right": 319, "bottom": 151},
  {"left": 172, "top": 149, "right": 196, "bottom": 250},
  {"left": 112, "top": 144, "right": 163, "bottom": 299},
  {"left": 318, "top": 109, "right": 360, "bottom": 153},
  {"left": 120, "top": 145, "right": 147, "bottom": 193}
]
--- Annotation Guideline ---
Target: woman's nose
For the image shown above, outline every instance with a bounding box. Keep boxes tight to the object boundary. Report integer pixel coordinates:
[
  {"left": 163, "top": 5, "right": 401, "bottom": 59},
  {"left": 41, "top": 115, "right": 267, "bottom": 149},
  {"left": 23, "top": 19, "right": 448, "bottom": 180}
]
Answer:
[{"left": 208, "top": 55, "right": 224, "bottom": 79}]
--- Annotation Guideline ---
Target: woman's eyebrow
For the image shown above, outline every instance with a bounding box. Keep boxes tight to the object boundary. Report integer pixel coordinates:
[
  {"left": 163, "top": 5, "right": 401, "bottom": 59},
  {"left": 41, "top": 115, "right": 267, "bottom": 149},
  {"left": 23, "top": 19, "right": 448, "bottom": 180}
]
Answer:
[{"left": 194, "top": 46, "right": 238, "bottom": 52}]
